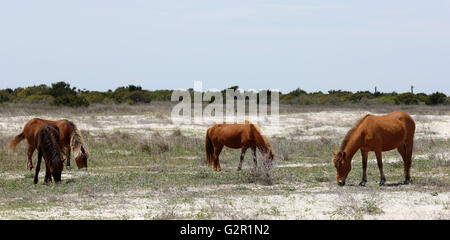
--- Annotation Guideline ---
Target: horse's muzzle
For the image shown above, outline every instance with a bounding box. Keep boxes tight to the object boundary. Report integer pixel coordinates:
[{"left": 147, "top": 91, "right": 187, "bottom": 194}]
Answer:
[{"left": 337, "top": 180, "right": 346, "bottom": 186}]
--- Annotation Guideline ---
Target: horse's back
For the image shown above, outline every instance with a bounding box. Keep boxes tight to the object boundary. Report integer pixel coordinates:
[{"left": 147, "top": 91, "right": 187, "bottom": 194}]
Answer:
[
  {"left": 389, "top": 111, "right": 415, "bottom": 134},
  {"left": 24, "top": 118, "right": 56, "bottom": 133},
  {"left": 24, "top": 118, "right": 72, "bottom": 146},
  {"left": 207, "top": 122, "right": 252, "bottom": 148},
  {"left": 363, "top": 111, "right": 414, "bottom": 150},
  {"left": 384, "top": 111, "right": 415, "bottom": 137},
  {"left": 23, "top": 118, "right": 49, "bottom": 144}
]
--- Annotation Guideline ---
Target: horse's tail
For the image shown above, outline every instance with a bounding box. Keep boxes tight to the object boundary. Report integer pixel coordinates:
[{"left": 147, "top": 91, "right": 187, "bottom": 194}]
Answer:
[
  {"left": 205, "top": 129, "right": 214, "bottom": 166},
  {"left": 7, "top": 131, "right": 25, "bottom": 151},
  {"left": 67, "top": 120, "right": 89, "bottom": 159}
]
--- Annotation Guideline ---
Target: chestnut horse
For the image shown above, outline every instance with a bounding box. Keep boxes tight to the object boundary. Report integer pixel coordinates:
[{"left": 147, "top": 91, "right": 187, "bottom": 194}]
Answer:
[
  {"left": 34, "top": 123, "right": 64, "bottom": 184},
  {"left": 7, "top": 118, "right": 89, "bottom": 170},
  {"left": 205, "top": 121, "right": 274, "bottom": 171},
  {"left": 332, "top": 111, "right": 415, "bottom": 186}
]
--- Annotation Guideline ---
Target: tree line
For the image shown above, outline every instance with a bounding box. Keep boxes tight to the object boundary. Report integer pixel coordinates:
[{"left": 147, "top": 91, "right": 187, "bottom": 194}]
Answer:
[{"left": 0, "top": 82, "right": 448, "bottom": 107}]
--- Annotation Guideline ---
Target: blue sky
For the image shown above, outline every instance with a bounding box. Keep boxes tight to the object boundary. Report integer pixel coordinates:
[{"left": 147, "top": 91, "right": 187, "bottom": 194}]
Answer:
[{"left": 1, "top": 0, "right": 449, "bottom": 94}]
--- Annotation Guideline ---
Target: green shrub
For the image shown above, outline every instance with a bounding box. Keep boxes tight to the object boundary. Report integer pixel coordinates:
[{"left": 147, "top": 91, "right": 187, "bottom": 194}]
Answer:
[
  {"left": 25, "top": 95, "right": 55, "bottom": 104},
  {"left": 347, "top": 91, "right": 374, "bottom": 103},
  {"left": 0, "top": 90, "right": 11, "bottom": 103},
  {"left": 48, "top": 82, "right": 77, "bottom": 98},
  {"left": 394, "top": 92, "right": 419, "bottom": 105},
  {"left": 426, "top": 92, "right": 447, "bottom": 105},
  {"left": 81, "top": 91, "right": 106, "bottom": 104},
  {"left": 52, "top": 95, "right": 89, "bottom": 107}
]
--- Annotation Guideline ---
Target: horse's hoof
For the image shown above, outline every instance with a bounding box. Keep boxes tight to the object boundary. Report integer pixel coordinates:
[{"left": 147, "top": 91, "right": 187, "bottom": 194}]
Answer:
[
  {"left": 359, "top": 181, "right": 366, "bottom": 186},
  {"left": 403, "top": 179, "right": 410, "bottom": 185},
  {"left": 237, "top": 167, "right": 241, "bottom": 171},
  {"left": 379, "top": 181, "right": 385, "bottom": 186}
]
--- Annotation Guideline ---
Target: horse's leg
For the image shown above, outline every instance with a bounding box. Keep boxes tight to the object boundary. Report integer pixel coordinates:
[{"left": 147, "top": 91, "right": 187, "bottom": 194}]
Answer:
[
  {"left": 359, "top": 150, "right": 368, "bottom": 186},
  {"left": 44, "top": 166, "right": 52, "bottom": 184},
  {"left": 375, "top": 151, "right": 386, "bottom": 186},
  {"left": 237, "top": 147, "right": 248, "bottom": 171},
  {"left": 213, "top": 145, "right": 223, "bottom": 171},
  {"left": 396, "top": 145, "right": 407, "bottom": 183},
  {"left": 404, "top": 141, "right": 414, "bottom": 184},
  {"left": 252, "top": 146, "right": 257, "bottom": 169},
  {"left": 66, "top": 147, "right": 71, "bottom": 168},
  {"left": 34, "top": 149, "right": 42, "bottom": 184},
  {"left": 27, "top": 145, "right": 36, "bottom": 171}
]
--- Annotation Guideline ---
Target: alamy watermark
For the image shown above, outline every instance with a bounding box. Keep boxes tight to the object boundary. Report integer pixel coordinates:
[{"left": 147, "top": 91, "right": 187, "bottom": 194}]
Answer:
[{"left": 171, "top": 81, "right": 279, "bottom": 129}]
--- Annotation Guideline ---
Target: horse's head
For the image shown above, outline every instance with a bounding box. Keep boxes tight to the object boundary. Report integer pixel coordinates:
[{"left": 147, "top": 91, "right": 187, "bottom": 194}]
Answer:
[
  {"left": 264, "top": 149, "right": 275, "bottom": 161},
  {"left": 332, "top": 151, "right": 351, "bottom": 186},
  {"left": 74, "top": 146, "right": 88, "bottom": 169}
]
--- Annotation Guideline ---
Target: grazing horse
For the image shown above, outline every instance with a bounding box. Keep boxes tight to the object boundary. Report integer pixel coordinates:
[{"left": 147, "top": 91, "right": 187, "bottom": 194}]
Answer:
[
  {"left": 34, "top": 123, "right": 64, "bottom": 184},
  {"left": 332, "top": 111, "right": 415, "bottom": 186},
  {"left": 7, "top": 118, "right": 89, "bottom": 170},
  {"left": 205, "top": 121, "right": 274, "bottom": 171}
]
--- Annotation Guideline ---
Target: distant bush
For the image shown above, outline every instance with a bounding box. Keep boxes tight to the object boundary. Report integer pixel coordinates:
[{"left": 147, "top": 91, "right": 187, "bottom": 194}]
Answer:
[
  {"left": 15, "top": 84, "right": 49, "bottom": 98},
  {"left": 372, "top": 95, "right": 396, "bottom": 105},
  {"left": 426, "top": 92, "right": 447, "bottom": 105},
  {"left": 25, "top": 95, "right": 55, "bottom": 104},
  {"left": 52, "top": 95, "right": 89, "bottom": 107},
  {"left": 0, "top": 89, "right": 11, "bottom": 103},
  {"left": 81, "top": 91, "right": 106, "bottom": 104},
  {"left": 48, "top": 82, "right": 77, "bottom": 98},
  {"left": 0, "top": 83, "right": 447, "bottom": 106},
  {"left": 346, "top": 91, "right": 374, "bottom": 104},
  {"left": 394, "top": 93, "right": 419, "bottom": 105}
]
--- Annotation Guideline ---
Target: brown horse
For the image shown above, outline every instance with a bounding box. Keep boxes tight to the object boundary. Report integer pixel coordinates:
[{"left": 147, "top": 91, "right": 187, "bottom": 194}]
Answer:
[
  {"left": 332, "top": 111, "right": 415, "bottom": 186},
  {"left": 7, "top": 118, "right": 89, "bottom": 170},
  {"left": 34, "top": 123, "right": 64, "bottom": 184},
  {"left": 205, "top": 121, "right": 274, "bottom": 171}
]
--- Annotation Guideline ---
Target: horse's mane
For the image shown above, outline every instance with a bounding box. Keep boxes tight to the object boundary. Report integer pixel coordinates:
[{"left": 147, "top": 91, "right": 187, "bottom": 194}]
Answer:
[
  {"left": 247, "top": 120, "right": 273, "bottom": 153},
  {"left": 339, "top": 114, "right": 371, "bottom": 151},
  {"left": 67, "top": 120, "right": 90, "bottom": 159},
  {"left": 39, "top": 125, "right": 63, "bottom": 171}
]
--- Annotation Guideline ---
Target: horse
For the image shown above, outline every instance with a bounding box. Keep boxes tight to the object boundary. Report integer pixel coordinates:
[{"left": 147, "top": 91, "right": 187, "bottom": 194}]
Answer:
[
  {"left": 332, "top": 111, "right": 415, "bottom": 186},
  {"left": 7, "top": 118, "right": 89, "bottom": 170},
  {"left": 34, "top": 123, "right": 64, "bottom": 184},
  {"left": 205, "top": 120, "right": 274, "bottom": 171}
]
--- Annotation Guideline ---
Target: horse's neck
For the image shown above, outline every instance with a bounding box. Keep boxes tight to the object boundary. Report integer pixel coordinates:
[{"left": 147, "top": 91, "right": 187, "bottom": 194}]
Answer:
[
  {"left": 257, "top": 141, "right": 268, "bottom": 153},
  {"left": 254, "top": 131, "right": 269, "bottom": 153},
  {"left": 342, "top": 129, "right": 363, "bottom": 161}
]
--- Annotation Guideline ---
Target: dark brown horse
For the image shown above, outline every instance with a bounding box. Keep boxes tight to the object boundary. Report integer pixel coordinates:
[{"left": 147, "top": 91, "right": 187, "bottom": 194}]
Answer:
[
  {"left": 34, "top": 123, "right": 64, "bottom": 184},
  {"left": 332, "top": 111, "right": 415, "bottom": 186},
  {"left": 205, "top": 121, "right": 274, "bottom": 171},
  {"left": 7, "top": 118, "right": 89, "bottom": 170}
]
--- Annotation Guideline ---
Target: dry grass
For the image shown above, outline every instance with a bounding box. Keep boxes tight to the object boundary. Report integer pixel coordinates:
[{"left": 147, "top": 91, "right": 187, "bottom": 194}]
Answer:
[{"left": 331, "top": 189, "right": 385, "bottom": 220}]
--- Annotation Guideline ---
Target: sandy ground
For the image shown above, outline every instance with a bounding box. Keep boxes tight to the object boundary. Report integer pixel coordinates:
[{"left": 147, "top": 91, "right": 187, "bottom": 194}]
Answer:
[
  {"left": 1, "top": 110, "right": 449, "bottom": 139},
  {"left": 2, "top": 177, "right": 448, "bottom": 220},
  {"left": 0, "top": 108, "right": 449, "bottom": 219}
]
